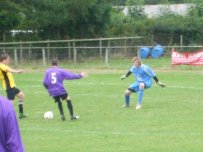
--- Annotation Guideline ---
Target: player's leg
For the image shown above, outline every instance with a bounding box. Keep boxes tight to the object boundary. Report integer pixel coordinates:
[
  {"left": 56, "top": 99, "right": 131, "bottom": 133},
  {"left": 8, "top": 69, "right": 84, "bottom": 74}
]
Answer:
[
  {"left": 6, "top": 89, "right": 15, "bottom": 106},
  {"left": 16, "top": 90, "right": 25, "bottom": 119},
  {"left": 53, "top": 96, "right": 65, "bottom": 121},
  {"left": 6, "top": 88, "right": 25, "bottom": 119},
  {"left": 136, "top": 81, "right": 152, "bottom": 110},
  {"left": 16, "top": 90, "right": 26, "bottom": 118},
  {"left": 136, "top": 83, "right": 145, "bottom": 109},
  {"left": 123, "top": 89, "right": 132, "bottom": 107},
  {"left": 65, "top": 96, "right": 79, "bottom": 120},
  {"left": 123, "top": 82, "right": 139, "bottom": 107},
  {"left": 58, "top": 101, "right": 65, "bottom": 121},
  {"left": 66, "top": 96, "right": 73, "bottom": 117}
]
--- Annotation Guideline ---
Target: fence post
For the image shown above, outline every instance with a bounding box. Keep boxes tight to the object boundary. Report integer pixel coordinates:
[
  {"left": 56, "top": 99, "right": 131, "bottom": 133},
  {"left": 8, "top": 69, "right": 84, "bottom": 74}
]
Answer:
[
  {"left": 180, "top": 35, "right": 183, "bottom": 46},
  {"left": 136, "top": 46, "right": 139, "bottom": 56},
  {"left": 73, "top": 41, "right": 77, "bottom": 64},
  {"left": 20, "top": 41, "right": 23, "bottom": 63},
  {"left": 68, "top": 42, "right": 71, "bottom": 60},
  {"left": 99, "top": 38, "right": 102, "bottom": 57},
  {"left": 105, "top": 48, "right": 108, "bottom": 66},
  {"left": 73, "top": 41, "right": 77, "bottom": 65},
  {"left": 124, "top": 38, "right": 127, "bottom": 54},
  {"left": 104, "top": 40, "right": 110, "bottom": 66},
  {"left": 180, "top": 34, "right": 183, "bottom": 49},
  {"left": 47, "top": 40, "right": 50, "bottom": 63},
  {"left": 14, "top": 49, "right": 18, "bottom": 66},
  {"left": 42, "top": 48, "right": 46, "bottom": 67},
  {"left": 28, "top": 43, "right": 31, "bottom": 61}
]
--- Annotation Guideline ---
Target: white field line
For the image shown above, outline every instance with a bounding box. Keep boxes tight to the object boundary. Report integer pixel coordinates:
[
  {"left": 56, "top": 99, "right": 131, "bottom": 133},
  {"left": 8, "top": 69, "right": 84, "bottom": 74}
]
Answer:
[
  {"left": 20, "top": 127, "right": 202, "bottom": 136},
  {"left": 169, "top": 85, "right": 203, "bottom": 90},
  {"left": 23, "top": 82, "right": 203, "bottom": 90},
  {"left": 23, "top": 82, "right": 121, "bottom": 86},
  {"left": 20, "top": 128, "right": 138, "bottom": 136}
]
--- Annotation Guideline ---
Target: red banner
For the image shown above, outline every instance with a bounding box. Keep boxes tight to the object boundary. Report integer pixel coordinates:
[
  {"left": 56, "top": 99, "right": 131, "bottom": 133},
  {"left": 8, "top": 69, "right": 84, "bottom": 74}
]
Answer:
[{"left": 171, "top": 49, "right": 203, "bottom": 66}]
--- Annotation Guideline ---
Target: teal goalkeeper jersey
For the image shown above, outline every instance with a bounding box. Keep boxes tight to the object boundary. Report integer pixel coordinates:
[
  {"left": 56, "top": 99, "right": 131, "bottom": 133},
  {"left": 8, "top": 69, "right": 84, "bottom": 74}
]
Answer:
[{"left": 130, "top": 64, "right": 156, "bottom": 82}]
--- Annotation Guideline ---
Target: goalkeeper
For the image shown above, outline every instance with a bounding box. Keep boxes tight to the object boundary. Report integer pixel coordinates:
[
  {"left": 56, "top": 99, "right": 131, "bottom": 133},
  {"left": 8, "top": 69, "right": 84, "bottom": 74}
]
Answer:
[{"left": 121, "top": 57, "right": 166, "bottom": 110}]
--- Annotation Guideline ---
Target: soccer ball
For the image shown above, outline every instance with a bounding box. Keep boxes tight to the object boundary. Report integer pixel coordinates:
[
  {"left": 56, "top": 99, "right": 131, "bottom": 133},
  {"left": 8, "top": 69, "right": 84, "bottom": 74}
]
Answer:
[{"left": 44, "top": 111, "right": 54, "bottom": 120}]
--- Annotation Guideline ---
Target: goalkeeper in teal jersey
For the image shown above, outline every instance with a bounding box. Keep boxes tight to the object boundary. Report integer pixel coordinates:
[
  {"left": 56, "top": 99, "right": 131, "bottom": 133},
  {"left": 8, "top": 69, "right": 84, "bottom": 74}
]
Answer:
[{"left": 121, "top": 57, "right": 166, "bottom": 110}]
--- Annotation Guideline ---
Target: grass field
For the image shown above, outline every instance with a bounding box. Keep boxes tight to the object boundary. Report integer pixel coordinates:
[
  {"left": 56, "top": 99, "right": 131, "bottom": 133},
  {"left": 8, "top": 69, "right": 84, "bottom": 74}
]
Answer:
[{"left": 2, "top": 58, "right": 203, "bottom": 152}]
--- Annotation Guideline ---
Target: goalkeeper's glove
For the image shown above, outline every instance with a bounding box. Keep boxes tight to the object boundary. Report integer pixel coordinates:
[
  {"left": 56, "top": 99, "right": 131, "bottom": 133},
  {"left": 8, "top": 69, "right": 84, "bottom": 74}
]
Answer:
[
  {"left": 120, "top": 75, "right": 126, "bottom": 80},
  {"left": 157, "top": 81, "right": 166, "bottom": 87}
]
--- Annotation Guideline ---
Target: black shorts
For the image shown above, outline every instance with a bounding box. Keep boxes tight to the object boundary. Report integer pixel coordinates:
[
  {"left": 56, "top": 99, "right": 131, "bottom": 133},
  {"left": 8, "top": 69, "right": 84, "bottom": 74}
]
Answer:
[
  {"left": 6, "top": 87, "right": 20, "bottom": 100},
  {"left": 128, "top": 88, "right": 137, "bottom": 93},
  {"left": 53, "top": 94, "right": 68, "bottom": 103}
]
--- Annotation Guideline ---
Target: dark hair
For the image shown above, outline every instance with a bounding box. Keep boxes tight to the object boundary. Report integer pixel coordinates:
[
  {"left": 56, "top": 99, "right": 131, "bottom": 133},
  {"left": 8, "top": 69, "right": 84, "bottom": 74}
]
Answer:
[
  {"left": 52, "top": 59, "right": 58, "bottom": 66},
  {"left": 0, "top": 54, "right": 10, "bottom": 62}
]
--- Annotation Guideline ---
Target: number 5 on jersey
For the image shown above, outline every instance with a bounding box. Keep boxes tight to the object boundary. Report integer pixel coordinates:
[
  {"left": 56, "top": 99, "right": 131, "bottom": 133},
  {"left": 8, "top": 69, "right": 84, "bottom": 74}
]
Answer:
[{"left": 51, "top": 73, "right": 57, "bottom": 84}]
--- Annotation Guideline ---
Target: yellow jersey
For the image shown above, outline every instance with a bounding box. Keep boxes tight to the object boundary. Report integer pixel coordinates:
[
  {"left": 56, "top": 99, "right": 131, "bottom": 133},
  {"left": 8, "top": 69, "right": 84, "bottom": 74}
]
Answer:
[{"left": 0, "top": 64, "right": 16, "bottom": 90}]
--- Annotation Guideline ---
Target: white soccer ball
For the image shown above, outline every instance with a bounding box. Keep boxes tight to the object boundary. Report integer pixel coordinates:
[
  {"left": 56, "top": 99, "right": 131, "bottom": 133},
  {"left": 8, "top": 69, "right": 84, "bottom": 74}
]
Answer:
[{"left": 44, "top": 111, "right": 54, "bottom": 120}]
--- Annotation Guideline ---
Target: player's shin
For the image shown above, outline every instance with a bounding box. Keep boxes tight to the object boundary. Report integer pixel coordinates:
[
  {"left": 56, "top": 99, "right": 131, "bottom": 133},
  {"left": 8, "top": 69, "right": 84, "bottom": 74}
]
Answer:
[
  {"left": 57, "top": 101, "right": 64, "bottom": 116},
  {"left": 137, "top": 89, "right": 144, "bottom": 106},
  {"left": 125, "top": 95, "right": 130, "bottom": 106},
  {"left": 66, "top": 100, "right": 73, "bottom": 117},
  {"left": 18, "top": 101, "right": 27, "bottom": 119},
  {"left": 18, "top": 101, "right": 23, "bottom": 115}
]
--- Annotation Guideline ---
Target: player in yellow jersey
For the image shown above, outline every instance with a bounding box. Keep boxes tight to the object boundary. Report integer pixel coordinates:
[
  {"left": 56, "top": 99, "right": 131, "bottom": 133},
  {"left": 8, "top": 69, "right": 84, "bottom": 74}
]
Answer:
[{"left": 0, "top": 54, "right": 26, "bottom": 119}]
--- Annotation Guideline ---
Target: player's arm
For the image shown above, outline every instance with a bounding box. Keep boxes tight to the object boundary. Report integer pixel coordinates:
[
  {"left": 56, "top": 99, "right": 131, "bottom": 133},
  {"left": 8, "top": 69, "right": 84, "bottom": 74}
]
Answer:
[
  {"left": 80, "top": 72, "right": 88, "bottom": 78},
  {"left": 153, "top": 76, "right": 166, "bottom": 87},
  {"left": 7, "top": 67, "right": 22, "bottom": 73},
  {"left": 143, "top": 66, "right": 166, "bottom": 87},
  {"left": 120, "top": 71, "right": 132, "bottom": 80},
  {"left": 63, "top": 70, "right": 87, "bottom": 80}
]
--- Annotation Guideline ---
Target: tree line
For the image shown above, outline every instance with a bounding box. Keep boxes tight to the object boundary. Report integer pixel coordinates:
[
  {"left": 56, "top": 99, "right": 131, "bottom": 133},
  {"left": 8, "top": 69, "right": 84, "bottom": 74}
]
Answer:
[{"left": 1, "top": 0, "right": 203, "bottom": 45}]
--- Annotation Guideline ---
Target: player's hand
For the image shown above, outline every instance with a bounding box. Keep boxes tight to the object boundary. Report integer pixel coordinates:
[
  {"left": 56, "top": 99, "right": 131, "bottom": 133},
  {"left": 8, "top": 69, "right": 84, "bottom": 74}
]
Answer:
[
  {"left": 81, "top": 72, "right": 88, "bottom": 78},
  {"left": 157, "top": 81, "right": 166, "bottom": 87},
  {"left": 17, "top": 69, "right": 23, "bottom": 73},
  {"left": 120, "top": 75, "right": 126, "bottom": 80}
]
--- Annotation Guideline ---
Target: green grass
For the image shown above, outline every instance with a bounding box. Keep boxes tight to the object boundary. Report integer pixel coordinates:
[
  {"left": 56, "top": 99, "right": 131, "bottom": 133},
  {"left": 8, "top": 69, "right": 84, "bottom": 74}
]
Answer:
[{"left": 2, "top": 63, "right": 203, "bottom": 152}]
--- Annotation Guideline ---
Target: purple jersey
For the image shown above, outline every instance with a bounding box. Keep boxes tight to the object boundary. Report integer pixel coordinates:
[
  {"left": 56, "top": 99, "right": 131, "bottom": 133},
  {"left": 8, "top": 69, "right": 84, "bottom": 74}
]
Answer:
[
  {"left": 43, "top": 67, "right": 83, "bottom": 97},
  {"left": 0, "top": 96, "right": 25, "bottom": 152}
]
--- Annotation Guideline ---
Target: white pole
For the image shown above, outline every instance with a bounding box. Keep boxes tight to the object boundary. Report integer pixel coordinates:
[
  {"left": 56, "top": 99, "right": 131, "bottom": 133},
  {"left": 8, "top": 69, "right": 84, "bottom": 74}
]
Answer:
[
  {"left": 14, "top": 49, "right": 18, "bottom": 66},
  {"left": 105, "top": 48, "right": 108, "bottom": 66},
  {"left": 20, "top": 42, "right": 23, "bottom": 63},
  {"left": 99, "top": 38, "right": 102, "bottom": 57},
  {"left": 73, "top": 41, "right": 77, "bottom": 65},
  {"left": 42, "top": 48, "right": 46, "bottom": 67}
]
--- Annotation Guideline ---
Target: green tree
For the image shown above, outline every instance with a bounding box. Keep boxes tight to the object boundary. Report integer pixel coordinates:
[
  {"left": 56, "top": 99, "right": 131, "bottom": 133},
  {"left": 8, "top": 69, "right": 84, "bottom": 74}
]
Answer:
[
  {"left": 126, "top": 0, "right": 145, "bottom": 19},
  {"left": 108, "top": 0, "right": 126, "bottom": 5},
  {"left": 18, "top": 0, "right": 111, "bottom": 40},
  {"left": 0, "top": 0, "right": 22, "bottom": 41}
]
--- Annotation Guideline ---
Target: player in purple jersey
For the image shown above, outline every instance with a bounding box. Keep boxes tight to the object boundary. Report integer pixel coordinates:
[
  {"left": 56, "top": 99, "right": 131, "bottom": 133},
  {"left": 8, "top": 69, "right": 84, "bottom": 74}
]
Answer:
[
  {"left": 0, "top": 96, "right": 25, "bottom": 152},
  {"left": 43, "top": 60, "right": 87, "bottom": 121},
  {"left": 121, "top": 57, "right": 166, "bottom": 110}
]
